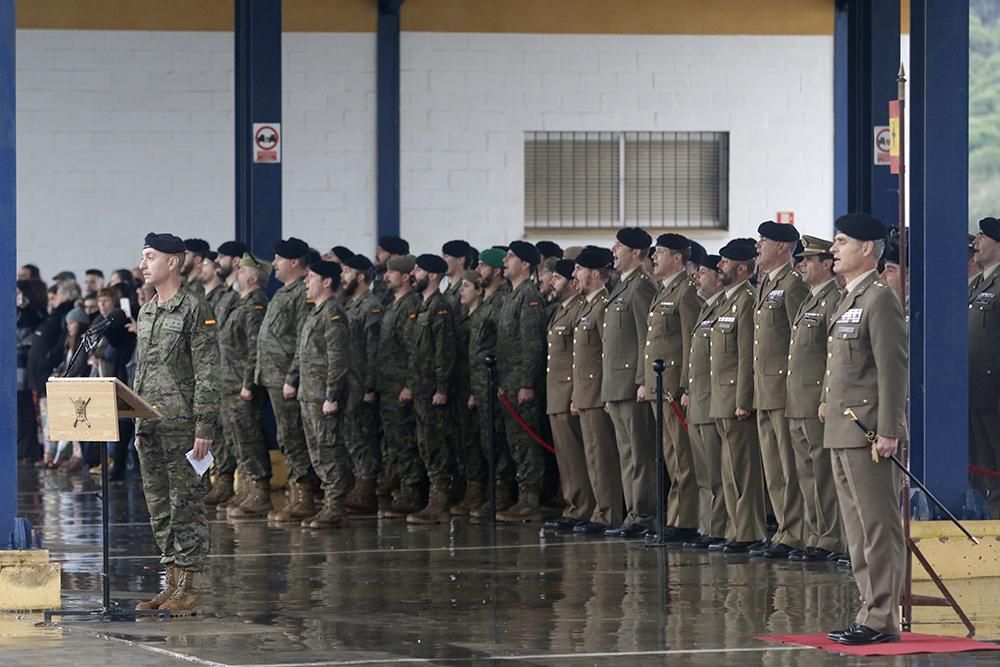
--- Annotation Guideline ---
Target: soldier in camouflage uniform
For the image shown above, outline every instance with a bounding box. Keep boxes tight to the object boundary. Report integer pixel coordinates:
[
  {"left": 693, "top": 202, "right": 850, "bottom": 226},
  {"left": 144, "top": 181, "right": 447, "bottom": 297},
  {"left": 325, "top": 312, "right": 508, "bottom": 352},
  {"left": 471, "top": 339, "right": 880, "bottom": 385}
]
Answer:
[
  {"left": 256, "top": 237, "right": 317, "bottom": 522},
  {"left": 341, "top": 254, "right": 383, "bottom": 513},
  {"left": 182, "top": 238, "right": 209, "bottom": 297},
  {"left": 495, "top": 241, "right": 548, "bottom": 523},
  {"left": 297, "top": 260, "right": 353, "bottom": 529},
  {"left": 221, "top": 255, "right": 275, "bottom": 520},
  {"left": 378, "top": 255, "right": 427, "bottom": 517},
  {"left": 468, "top": 249, "right": 516, "bottom": 518},
  {"left": 405, "top": 254, "right": 460, "bottom": 524},
  {"left": 441, "top": 239, "right": 471, "bottom": 312},
  {"left": 373, "top": 235, "right": 410, "bottom": 306},
  {"left": 133, "top": 232, "right": 220, "bottom": 616}
]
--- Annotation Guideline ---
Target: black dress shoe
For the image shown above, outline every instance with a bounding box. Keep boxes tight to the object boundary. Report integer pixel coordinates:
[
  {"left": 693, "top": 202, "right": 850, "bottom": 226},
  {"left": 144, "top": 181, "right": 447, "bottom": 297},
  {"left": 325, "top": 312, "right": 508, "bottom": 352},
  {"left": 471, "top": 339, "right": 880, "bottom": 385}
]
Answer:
[
  {"left": 707, "top": 539, "right": 731, "bottom": 552},
  {"left": 786, "top": 548, "right": 809, "bottom": 561},
  {"left": 572, "top": 521, "right": 608, "bottom": 535},
  {"left": 543, "top": 517, "right": 582, "bottom": 531},
  {"left": 836, "top": 624, "right": 900, "bottom": 645},
  {"left": 615, "top": 524, "right": 650, "bottom": 539},
  {"left": 826, "top": 550, "right": 847, "bottom": 562},
  {"left": 801, "top": 547, "right": 833, "bottom": 562},
  {"left": 683, "top": 535, "right": 716, "bottom": 549},
  {"left": 722, "top": 540, "right": 754, "bottom": 553},
  {"left": 667, "top": 527, "right": 699, "bottom": 543},
  {"left": 764, "top": 543, "right": 795, "bottom": 559},
  {"left": 826, "top": 624, "right": 862, "bottom": 641},
  {"left": 748, "top": 540, "right": 772, "bottom": 557},
  {"left": 837, "top": 557, "right": 852, "bottom": 568}
]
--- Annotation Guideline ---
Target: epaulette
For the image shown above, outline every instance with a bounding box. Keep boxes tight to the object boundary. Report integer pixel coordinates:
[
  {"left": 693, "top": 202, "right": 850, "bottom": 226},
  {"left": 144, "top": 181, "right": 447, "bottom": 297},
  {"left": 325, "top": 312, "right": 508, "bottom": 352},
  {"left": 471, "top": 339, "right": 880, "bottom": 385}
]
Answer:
[
  {"left": 371, "top": 307, "right": 382, "bottom": 314},
  {"left": 408, "top": 312, "right": 417, "bottom": 319},
  {"left": 436, "top": 309, "right": 448, "bottom": 316},
  {"left": 254, "top": 304, "right": 264, "bottom": 310},
  {"left": 306, "top": 299, "right": 315, "bottom": 305},
  {"left": 204, "top": 318, "right": 217, "bottom": 326},
  {"left": 527, "top": 300, "right": 541, "bottom": 307},
  {"left": 331, "top": 315, "right": 342, "bottom": 321}
]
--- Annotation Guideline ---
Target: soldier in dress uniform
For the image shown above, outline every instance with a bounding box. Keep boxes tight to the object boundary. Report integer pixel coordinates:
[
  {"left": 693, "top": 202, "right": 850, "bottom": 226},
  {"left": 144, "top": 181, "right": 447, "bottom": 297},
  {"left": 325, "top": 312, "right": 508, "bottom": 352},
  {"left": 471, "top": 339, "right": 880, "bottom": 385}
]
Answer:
[
  {"left": 681, "top": 254, "right": 729, "bottom": 548},
  {"left": 602, "top": 228, "right": 658, "bottom": 538},
  {"left": 785, "top": 236, "right": 845, "bottom": 562},
  {"left": 542, "top": 259, "right": 594, "bottom": 531},
  {"left": 710, "top": 239, "right": 767, "bottom": 553},
  {"left": 182, "top": 238, "right": 210, "bottom": 297},
  {"left": 822, "top": 213, "right": 907, "bottom": 646},
  {"left": 570, "top": 246, "right": 625, "bottom": 535},
  {"left": 341, "top": 254, "right": 383, "bottom": 514},
  {"left": 133, "top": 233, "right": 220, "bottom": 615},
  {"left": 373, "top": 235, "right": 410, "bottom": 306},
  {"left": 641, "top": 233, "right": 702, "bottom": 542},
  {"left": 969, "top": 217, "right": 1000, "bottom": 517},
  {"left": 751, "top": 221, "right": 810, "bottom": 559}
]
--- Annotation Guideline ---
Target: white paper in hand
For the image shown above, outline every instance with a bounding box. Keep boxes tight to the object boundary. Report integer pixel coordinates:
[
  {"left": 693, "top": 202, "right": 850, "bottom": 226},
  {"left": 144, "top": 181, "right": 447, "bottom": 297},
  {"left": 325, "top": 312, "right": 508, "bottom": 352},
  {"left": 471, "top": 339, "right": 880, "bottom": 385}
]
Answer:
[{"left": 186, "top": 448, "right": 214, "bottom": 477}]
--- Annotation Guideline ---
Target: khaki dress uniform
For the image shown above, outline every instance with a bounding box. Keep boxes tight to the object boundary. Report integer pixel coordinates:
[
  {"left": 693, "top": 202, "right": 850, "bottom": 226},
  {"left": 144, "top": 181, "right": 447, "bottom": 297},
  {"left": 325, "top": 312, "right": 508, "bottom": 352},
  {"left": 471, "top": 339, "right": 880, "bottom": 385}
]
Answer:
[
  {"left": 601, "top": 268, "right": 658, "bottom": 529},
  {"left": 546, "top": 294, "right": 593, "bottom": 522},
  {"left": 687, "top": 292, "right": 729, "bottom": 540},
  {"left": 709, "top": 281, "right": 766, "bottom": 544},
  {"left": 786, "top": 279, "right": 844, "bottom": 553},
  {"left": 573, "top": 289, "right": 625, "bottom": 528},
  {"left": 968, "top": 265, "right": 1000, "bottom": 514},
  {"left": 753, "top": 262, "right": 810, "bottom": 549},
  {"left": 823, "top": 271, "right": 908, "bottom": 635},
  {"left": 643, "top": 272, "right": 701, "bottom": 531}
]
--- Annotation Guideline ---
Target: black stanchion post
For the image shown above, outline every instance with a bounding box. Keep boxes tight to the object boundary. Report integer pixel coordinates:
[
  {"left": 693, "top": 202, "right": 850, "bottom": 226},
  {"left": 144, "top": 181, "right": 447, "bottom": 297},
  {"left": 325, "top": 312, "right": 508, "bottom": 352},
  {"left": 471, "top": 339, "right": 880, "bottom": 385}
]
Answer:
[
  {"left": 484, "top": 355, "right": 498, "bottom": 523},
  {"left": 652, "top": 359, "right": 666, "bottom": 546}
]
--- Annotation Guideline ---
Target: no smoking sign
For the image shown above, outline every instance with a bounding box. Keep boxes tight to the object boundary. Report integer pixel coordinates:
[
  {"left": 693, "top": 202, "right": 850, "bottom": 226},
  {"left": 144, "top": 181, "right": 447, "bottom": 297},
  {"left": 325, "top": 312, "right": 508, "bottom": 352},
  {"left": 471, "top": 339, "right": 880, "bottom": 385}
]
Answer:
[{"left": 253, "top": 122, "right": 281, "bottom": 163}]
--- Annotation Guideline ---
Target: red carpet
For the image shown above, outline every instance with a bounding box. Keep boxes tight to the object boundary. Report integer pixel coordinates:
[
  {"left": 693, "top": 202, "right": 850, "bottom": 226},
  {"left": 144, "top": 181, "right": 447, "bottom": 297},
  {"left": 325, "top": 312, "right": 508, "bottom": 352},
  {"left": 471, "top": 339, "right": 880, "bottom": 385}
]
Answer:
[{"left": 757, "top": 632, "right": 1000, "bottom": 657}]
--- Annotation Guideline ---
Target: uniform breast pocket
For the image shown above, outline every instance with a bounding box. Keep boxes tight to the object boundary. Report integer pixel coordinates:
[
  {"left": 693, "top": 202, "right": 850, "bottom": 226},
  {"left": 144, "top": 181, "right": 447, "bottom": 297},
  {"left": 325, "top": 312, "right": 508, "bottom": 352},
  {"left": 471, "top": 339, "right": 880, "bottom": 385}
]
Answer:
[
  {"left": 834, "top": 324, "right": 863, "bottom": 363},
  {"left": 612, "top": 304, "right": 627, "bottom": 328},
  {"left": 715, "top": 319, "right": 736, "bottom": 351}
]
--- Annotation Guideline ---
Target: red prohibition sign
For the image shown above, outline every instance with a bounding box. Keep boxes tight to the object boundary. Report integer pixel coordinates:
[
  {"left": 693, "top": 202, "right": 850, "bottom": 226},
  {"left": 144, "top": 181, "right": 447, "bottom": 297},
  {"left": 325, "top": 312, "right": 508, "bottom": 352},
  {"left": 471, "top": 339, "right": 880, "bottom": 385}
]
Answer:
[{"left": 255, "top": 125, "right": 279, "bottom": 150}]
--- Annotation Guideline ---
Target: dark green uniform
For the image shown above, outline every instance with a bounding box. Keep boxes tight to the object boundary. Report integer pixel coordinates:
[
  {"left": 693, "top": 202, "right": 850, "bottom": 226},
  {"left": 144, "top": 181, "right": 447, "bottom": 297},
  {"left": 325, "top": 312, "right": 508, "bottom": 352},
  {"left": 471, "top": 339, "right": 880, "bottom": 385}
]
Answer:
[
  {"left": 297, "top": 298, "right": 352, "bottom": 500},
  {"left": 204, "top": 283, "right": 240, "bottom": 476},
  {"left": 468, "top": 290, "right": 513, "bottom": 483},
  {"left": 456, "top": 303, "right": 486, "bottom": 487},
  {"left": 255, "top": 277, "right": 314, "bottom": 483},
  {"left": 218, "top": 288, "right": 271, "bottom": 481},
  {"left": 344, "top": 290, "right": 383, "bottom": 481},
  {"left": 377, "top": 291, "right": 424, "bottom": 487},
  {"left": 134, "top": 288, "right": 220, "bottom": 572}
]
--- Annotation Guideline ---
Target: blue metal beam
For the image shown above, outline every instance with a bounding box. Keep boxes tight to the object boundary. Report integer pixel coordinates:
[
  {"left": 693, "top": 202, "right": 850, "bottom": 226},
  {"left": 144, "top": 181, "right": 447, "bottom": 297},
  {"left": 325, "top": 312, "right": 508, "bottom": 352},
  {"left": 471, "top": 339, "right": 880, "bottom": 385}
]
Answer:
[
  {"left": 235, "top": 0, "right": 282, "bottom": 258},
  {"left": 908, "top": 0, "right": 926, "bottom": 483},
  {"left": 377, "top": 0, "right": 403, "bottom": 245},
  {"left": 833, "top": 1, "right": 848, "bottom": 220},
  {"left": 0, "top": 0, "right": 16, "bottom": 548}
]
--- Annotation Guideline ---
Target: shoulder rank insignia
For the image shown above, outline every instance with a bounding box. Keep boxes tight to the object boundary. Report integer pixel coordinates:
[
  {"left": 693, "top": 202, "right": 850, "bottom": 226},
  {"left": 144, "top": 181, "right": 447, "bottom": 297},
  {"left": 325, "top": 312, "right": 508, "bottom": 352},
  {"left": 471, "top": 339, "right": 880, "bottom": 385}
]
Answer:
[
  {"left": 204, "top": 319, "right": 216, "bottom": 326},
  {"left": 408, "top": 312, "right": 417, "bottom": 319},
  {"left": 528, "top": 300, "right": 540, "bottom": 307},
  {"left": 306, "top": 299, "right": 315, "bottom": 305},
  {"left": 254, "top": 304, "right": 264, "bottom": 310},
  {"left": 436, "top": 309, "right": 448, "bottom": 315},
  {"left": 371, "top": 307, "right": 382, "bottom": 314},
  {"left": 331, "top": 315, "right": 341, "bottom": 321}
]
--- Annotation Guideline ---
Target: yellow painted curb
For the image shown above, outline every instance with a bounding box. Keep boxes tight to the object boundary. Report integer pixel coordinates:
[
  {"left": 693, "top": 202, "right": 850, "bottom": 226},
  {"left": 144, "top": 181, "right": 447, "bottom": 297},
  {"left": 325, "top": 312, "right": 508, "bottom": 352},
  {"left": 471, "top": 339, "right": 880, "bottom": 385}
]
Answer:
[
  {"left": 0, "top": 551, "right": 61, "bottom": 612},
  {"left": 909, "top": 521, "right": 1000, "bottom": 581}
]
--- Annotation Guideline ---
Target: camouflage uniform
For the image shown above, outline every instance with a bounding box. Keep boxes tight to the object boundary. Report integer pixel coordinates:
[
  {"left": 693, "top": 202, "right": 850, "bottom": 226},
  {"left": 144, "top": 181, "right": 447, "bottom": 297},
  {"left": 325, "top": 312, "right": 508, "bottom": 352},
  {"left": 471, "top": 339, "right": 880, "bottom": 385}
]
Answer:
[
  {"left": 468, "top": 290, "right": 513, "bottom": 482},
  {"left": 443, "top": 278, "right": 463, "bottom": 312},
  {"left": 495, "top": 280, "right": 547, "bottom": 491},
  {"left": 410, "top": 290, "right": 459, "bottom": 486},
  {"left": 218, "top": 288, "right": 271, "bottom": 481},
  {"left": 134, "top": 289, "right": 220, "bottom": 572},
  {"left": 455, "top": 304, "right": 485, "bottom": 487},
  {"left": 297, "top": 298, "right": 352, "bottom": 500},
  {"left": 255, "top": 277, "right": 314, "bottom": 483},
  {"left": 204, "top": 284, "right": 240, "bottom": 477},
  {"left": 377, "top": 291, "right": 425, "bottom": 488},
  {"left": 372, "top": 271, "right": 392, "bottom": 306},
  {"left": 185, "top": 278, "right": 206, "bottom": 297},
  {"left": 344, "top": 290, "right": 383, "bottom": 481}
]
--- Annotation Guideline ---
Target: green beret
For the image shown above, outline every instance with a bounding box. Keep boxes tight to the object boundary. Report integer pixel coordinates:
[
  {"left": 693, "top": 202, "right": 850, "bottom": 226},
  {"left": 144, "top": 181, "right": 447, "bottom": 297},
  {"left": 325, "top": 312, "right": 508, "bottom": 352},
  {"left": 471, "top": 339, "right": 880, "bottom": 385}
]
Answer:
[
  {"left": 387, "top": 254, "right": 416, "bottom": 273},
  {"left": 478, "top": 248, "right": 505, "bottom": 269}
]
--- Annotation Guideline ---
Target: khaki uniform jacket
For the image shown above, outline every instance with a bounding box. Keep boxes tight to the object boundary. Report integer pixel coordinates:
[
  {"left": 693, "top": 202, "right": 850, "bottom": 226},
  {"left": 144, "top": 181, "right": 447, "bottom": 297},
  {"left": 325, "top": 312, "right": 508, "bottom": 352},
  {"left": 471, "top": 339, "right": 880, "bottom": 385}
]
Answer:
[
  {"left": 785, "top": 280, "right": 842, "bottom": 419},
  {"left": 572, "top": 290, "right": 611, "bottom": 411},
  {"left": 601, "top": 268, "right": 657, "bottom": 403},
  {"left": 687, "top": 292, "right": 729, "bottom": 426},
  {"left": 296, "top": 298, "right": 350, "bottom": 404},
  {"left": 753, "top": 263, "right": 809, "bottom": 411},
  {"left": 546, "top": 295, "right": 586, "bottom": 415},
  {"left": 643, "top": 272, "right": 701, "bottom": 397},
  {"left": 969, "top": 267, "right": 1000, "bottom": 410},
  {"left": 708, "top": 282, "right": 756, "bottom": 419},
  {"left": 822, "top": 272, "right": 908, "bottom": 448}
]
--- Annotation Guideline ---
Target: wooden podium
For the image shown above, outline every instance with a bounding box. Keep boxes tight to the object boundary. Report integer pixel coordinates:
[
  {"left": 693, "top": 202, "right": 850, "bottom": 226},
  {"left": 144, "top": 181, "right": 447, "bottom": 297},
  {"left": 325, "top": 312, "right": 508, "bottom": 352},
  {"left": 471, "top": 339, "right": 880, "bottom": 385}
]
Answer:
[{"left": 45, "top": 377, "right": 162, "bottom": 442}]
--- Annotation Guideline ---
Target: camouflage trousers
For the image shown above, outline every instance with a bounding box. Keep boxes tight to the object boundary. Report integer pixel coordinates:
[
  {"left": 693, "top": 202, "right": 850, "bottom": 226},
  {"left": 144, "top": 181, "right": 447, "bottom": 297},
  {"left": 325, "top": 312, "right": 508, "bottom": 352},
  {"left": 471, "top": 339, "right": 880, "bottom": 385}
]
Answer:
[
  {"left": 379, "top": 389, "right": 425, "bottom": 488},
  {"left": 459, "top": 402, "right": 486, "bottom": 485},
  {"left": 472, "top": 386, "right": 515, "bottom": 484},
  {"left": 264, "top": 385, "right": 313, "bottom": 484},
  {"left": 135, "top": 425, "right": 209, "bottom": 571},
  {"left": 299, "top": 400, "right": 352, "bottom": 499},
  {"left": 499, "top": 389, "right": 544, "bottom": 490},
  {"left": 346, "top": 382, "right": 381, "bottom": 480},
  {"left": 212, "top": 419, "right": 237, "bottom": 477},
  {"left": 414, "top": 398, "right": 457, "bottom": 486},
  {"left": 221, "top": 391, "right": 271, "bottom": 481}
]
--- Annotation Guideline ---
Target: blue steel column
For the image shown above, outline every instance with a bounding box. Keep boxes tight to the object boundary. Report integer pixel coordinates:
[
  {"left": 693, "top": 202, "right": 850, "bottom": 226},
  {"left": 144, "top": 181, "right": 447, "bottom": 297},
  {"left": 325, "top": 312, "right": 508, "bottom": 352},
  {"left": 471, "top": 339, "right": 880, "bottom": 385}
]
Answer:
[
  {"left": 908, "top": 0, "right": 926, "bottom": 482},
  {"left": 833, "top": 1, "right": 848, "bottom": 219},
  {"left": 235, "top": 0, "right": 282, "bottom": 257},
  {"left": 911, "top": 0, "right": 971, "bottom": 516},
  {"left": 0, "top": 0, "right": 16, "bottom": 548},
  {"left": 377, "top": 0, "right": 403, "bottom": 243},
  {"left": 845, "top": 0, "right": 900, "bottom": 225}
]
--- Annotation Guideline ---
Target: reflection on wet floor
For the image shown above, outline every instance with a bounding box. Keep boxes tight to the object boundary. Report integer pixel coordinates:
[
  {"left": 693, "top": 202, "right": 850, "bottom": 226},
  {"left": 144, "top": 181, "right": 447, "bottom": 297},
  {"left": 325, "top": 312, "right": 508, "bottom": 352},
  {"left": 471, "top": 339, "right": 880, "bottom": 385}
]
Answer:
[{"left": 10, "top": 465, "right": 1000, "bottom": 666}]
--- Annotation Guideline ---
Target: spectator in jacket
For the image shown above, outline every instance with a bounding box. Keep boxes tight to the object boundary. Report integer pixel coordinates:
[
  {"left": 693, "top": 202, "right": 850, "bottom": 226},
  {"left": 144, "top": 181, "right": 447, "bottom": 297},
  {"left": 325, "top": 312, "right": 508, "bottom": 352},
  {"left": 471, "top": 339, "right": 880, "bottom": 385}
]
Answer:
[{"left": 17, "top": 279, "right": 47, "bottom": 464}]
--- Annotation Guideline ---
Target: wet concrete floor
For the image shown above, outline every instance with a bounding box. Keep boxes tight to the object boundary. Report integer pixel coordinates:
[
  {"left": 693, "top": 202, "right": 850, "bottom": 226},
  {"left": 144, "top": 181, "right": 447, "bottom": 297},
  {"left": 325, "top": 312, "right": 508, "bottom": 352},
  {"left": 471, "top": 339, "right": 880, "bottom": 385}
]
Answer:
[{"left": 7, "top": 464, "right": 1000, "bottom": 666}]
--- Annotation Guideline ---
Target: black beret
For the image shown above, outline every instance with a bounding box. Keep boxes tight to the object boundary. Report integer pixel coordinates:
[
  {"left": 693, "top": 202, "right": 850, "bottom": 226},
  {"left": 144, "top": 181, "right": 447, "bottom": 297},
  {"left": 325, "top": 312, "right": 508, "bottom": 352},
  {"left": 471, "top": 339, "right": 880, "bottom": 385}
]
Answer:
[
  {"left": 535, "top": 240, "right": 564, "bottom": 259},
  {"left": 882, "top": 241, "right": 900, "bottom": 264},
  {"left": 274, "top": 237, "right": 310, "bottom": 260},
  {"left": 701, "top": 254, "right": 722, "bottom": 271},
  {"left": 205, "top": 250, "right": 218, "bottom": 262},
  {"left": 689, "top": 240, "right": 707, "bottom": 266},
  {"left": 835, "top": 213, "right": 888, "bottom": 241},
  {"left": 492, "top": 244, "right": 510, "bottom": 252},
  {"left": 331, "top": 245, "right": 355, "bottom": 262},
  {"left": 719, "top": 240, "right": 757, "bottom": 262},
  {"left": 309, "top": 259, "right": 342, "bottom": 281},
  {"left": 758, "top": 220, "right": 800, "bottom": 243},
  {"left": 575, "top": 245, "right": 614, "bottom": 270},
  {"left": 184, "top": 238, "right": 210, "bottom": 254},
  {"left": 441, "top": 239, "right": 471, "bottom": 258},
  {"left": 416, "top": 253, "right": 448, "bottom": 274},
  {"left": 378, "top": 235, "right": 409, "bottom": 255},
  {"left": 980, "top": 217, "right": 1000, "bottom": 242},
  {"left": 616, "top": 227, "right": 652, "bottom": 250},
  {"left": 553, "top": 259, "right": 575, "bottom": 280},
  {"left": 466, "top": 246, "right": 479, "bottom": 269},
  {"left": 655, "top": 233, "right": 691, "bottom": 252},
  {"left": 217, "top": 240, "right": 249, "bottom": 257},
  {"left": 792, "top": 240, "right": 804, "bottom": 261},
  {"left": 344, "top": 254, "right": 374, "bottom": 271},
  {"left": 144, "top": 233, "right": 186, "bottom": 254},
  {"left": 509, "top": 240, "right": 542, "bottom": 266}
]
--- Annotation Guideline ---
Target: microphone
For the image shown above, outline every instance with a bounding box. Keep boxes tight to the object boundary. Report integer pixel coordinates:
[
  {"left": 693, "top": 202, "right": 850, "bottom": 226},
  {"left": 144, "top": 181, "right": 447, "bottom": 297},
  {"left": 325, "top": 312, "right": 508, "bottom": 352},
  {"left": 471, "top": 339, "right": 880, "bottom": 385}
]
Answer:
[{"left": 85, "top": 308, "right": 127, "bottom": 339}]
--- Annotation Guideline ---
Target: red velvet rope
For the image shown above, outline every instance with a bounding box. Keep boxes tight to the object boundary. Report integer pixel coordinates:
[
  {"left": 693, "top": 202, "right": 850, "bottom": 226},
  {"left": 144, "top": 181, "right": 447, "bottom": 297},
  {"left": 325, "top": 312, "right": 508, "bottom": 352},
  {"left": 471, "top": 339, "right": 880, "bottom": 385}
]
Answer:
[
  {"left": 969, "top": 464, "right": 1000, "bottom": 479},
  {"left": 497, "top": 392, "right": 557, "bottom": 454}
]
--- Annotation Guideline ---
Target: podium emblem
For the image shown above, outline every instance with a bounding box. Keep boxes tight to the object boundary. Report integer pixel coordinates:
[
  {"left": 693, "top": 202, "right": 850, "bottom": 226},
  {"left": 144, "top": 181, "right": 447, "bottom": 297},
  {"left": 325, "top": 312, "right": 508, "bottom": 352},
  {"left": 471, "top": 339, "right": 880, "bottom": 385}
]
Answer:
[{"left": 71, "top": 397, "right": 92, "bottom": 428}]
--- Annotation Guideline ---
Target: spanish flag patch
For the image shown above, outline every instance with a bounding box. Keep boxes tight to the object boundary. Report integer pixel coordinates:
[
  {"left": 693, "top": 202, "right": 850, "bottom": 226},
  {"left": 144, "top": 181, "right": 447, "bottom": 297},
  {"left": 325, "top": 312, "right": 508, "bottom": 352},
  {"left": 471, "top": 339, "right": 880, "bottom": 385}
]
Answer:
[{"left": 204, "top": 319, "right": 217, "bottom": 326}]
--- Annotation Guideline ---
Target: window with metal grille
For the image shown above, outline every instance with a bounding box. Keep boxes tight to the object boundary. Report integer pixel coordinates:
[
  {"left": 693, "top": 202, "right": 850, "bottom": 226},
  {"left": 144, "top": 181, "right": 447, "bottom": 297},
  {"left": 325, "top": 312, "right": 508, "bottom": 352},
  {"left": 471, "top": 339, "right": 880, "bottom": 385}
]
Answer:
[{"left": 524, "top": 131, "right": 729, "bottom": 230}]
